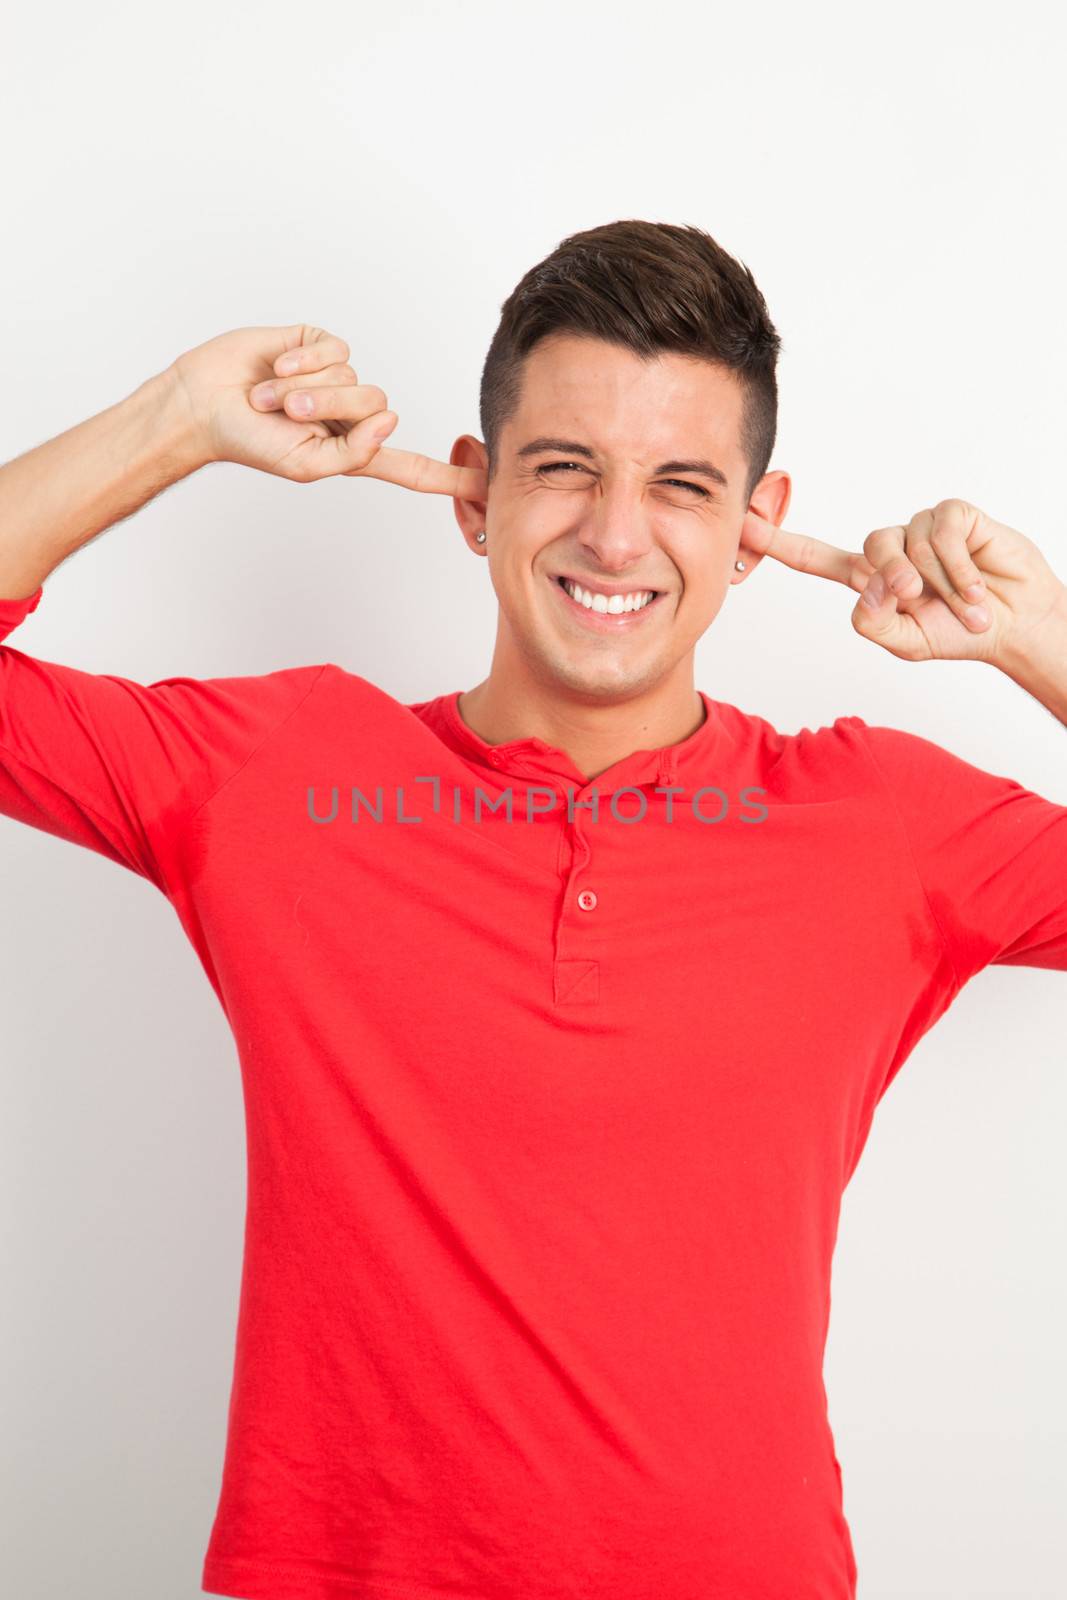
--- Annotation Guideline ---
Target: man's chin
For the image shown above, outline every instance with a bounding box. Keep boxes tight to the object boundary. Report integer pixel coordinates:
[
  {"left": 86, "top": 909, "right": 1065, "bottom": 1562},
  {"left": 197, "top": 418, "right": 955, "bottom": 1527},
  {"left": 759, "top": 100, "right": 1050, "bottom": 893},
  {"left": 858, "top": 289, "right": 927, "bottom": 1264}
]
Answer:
[{"left": 529, "top": 643, "right": 666, "bottom": 702}]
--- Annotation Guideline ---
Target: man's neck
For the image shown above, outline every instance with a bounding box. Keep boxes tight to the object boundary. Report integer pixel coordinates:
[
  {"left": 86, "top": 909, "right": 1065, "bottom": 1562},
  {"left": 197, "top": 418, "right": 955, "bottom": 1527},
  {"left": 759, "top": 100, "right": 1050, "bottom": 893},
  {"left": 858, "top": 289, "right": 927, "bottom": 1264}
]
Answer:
[{"left": 456, "top": 673, "right": 706, "bottom": 783}]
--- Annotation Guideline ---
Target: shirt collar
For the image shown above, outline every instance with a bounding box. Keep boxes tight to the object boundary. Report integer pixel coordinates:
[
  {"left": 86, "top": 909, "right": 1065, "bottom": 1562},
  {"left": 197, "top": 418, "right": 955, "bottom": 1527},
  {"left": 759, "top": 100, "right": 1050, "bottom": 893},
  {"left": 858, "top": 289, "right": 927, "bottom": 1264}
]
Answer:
[{"left": 424, "top": 687, "right": 725, "bottom": 793}]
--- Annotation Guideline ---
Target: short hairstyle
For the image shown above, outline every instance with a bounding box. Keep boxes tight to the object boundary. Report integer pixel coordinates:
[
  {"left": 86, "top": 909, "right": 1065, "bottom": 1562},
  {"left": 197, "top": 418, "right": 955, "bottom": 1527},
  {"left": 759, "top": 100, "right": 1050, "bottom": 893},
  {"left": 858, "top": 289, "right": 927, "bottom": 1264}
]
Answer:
[{"left": 479, "top": 219, "right": 781, "bottom": 503}]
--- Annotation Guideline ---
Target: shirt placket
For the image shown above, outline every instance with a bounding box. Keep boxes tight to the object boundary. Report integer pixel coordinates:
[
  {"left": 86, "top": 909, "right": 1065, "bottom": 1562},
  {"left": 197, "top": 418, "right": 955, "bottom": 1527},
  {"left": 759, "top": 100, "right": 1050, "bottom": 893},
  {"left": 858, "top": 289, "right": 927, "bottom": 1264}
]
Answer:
[{"left": 553, "top": 778, "right": 601, "bottom": 1005}]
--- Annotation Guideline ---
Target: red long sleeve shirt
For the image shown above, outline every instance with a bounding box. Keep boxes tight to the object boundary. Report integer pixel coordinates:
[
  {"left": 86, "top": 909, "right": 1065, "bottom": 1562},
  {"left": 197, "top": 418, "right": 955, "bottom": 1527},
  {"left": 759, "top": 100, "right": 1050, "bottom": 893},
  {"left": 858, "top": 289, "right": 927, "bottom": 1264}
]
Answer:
[{"left": 3, "top": 582, "right": 1066, "bottom": 1600}]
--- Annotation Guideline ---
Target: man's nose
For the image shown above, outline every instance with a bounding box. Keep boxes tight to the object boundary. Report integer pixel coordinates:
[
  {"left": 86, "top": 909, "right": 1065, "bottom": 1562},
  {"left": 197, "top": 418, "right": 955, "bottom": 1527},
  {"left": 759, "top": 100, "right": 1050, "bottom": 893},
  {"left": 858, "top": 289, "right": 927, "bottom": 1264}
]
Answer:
[{"left": 574, "top": 481, "right": 658, "bottom": 572}]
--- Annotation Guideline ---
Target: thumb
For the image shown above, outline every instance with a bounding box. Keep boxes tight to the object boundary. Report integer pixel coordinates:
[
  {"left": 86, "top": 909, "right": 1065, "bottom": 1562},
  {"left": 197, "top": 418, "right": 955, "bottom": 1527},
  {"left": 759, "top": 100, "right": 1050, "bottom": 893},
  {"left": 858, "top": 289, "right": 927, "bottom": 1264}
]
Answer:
[
  {"left": 301, "top": 410, "right": 399, "bottom": 481},
  {"left": 850, "top": 571, "right": 928, "bottom": 661}
]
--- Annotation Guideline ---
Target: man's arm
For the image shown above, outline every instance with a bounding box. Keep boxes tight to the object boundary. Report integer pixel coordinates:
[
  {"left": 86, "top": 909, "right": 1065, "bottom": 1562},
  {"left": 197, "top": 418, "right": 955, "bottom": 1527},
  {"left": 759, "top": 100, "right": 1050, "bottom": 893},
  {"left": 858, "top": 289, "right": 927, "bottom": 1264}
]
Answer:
[
  {"left": 0, "top": 324, "right": 487, "bottom": 890},
  {"left": 0, "top": 322, "right": 487, "bottom": 602},
  {"left": 0, "top": 365, "right": 206, "bottom": 599}
]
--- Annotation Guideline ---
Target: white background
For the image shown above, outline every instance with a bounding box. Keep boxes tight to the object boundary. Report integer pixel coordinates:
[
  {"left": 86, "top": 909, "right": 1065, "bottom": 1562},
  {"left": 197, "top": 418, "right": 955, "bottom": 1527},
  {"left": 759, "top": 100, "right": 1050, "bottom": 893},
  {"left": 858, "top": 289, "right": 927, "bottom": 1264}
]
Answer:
[{"left": 1, "top": 2, "right": 1064, "bottom": 1595}]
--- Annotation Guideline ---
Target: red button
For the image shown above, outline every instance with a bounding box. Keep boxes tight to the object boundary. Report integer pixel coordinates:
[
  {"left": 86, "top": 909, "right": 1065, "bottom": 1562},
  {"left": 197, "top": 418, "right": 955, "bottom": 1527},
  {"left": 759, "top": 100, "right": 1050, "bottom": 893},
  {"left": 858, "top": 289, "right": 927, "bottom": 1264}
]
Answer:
[{"left": 577, "top": 889, "right": 598, "bottom": 911}]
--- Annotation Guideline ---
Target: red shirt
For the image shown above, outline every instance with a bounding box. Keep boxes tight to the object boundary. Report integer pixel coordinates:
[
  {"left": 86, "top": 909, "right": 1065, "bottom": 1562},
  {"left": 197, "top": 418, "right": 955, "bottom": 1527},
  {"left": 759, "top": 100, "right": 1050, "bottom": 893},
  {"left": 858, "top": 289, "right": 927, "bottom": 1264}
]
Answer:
[{"left": 3, "top": 582, "right": 1066, "bottom": 1600}]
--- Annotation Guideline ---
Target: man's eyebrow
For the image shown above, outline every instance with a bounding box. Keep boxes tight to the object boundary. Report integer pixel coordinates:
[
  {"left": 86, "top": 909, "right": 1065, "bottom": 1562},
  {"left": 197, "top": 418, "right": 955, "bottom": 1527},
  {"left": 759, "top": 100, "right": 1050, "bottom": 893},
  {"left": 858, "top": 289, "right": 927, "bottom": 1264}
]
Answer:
[{"left": 515, "top": 437, "right": 729, "bottom": 490}]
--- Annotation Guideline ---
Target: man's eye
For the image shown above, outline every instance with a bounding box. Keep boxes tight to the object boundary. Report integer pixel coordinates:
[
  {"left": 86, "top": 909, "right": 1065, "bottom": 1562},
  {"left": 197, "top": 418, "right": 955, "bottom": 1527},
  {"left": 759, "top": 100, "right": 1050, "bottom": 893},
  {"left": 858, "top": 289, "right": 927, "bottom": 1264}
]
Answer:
[
  {"left": 661, "top": 479, "right": 709, "bottom": 497},
  {"left": 536, "top": 462, "right": 709, "bottom": 498}
]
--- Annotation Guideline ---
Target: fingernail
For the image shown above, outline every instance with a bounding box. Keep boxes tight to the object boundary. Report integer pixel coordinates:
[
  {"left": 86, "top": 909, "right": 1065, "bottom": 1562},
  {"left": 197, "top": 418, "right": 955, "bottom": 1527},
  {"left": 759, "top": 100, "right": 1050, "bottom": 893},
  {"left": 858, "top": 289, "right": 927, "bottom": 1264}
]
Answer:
[
  {"left": 277, "top": 355, "right": 300, "bottom": 375},
  {"left": 288, "top": 392, "right": 313, "bottom": 415},
  {"left": 253, "top": 384, "right": 276, "bottom": 408},
  {"left": 861, "top": 573, "right": 886, "bottom": 609},
  {"left": 372, "top": 416, "right": 395, "bottom": 443},
  {"left": 963, "top": 581, "right": 985, "bottom": 601},
  {"left": 965, "top": 604, "right": 990, "bottom": 627}
]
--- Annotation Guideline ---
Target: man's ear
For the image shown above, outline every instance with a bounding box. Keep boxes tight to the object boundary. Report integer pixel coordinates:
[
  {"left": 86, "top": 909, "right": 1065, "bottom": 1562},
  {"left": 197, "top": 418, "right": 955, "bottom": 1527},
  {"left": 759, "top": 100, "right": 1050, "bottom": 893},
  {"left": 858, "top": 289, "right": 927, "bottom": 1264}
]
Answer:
[
  {"left": 450, "top": 435, "right": 490, "bottom": 555},
  {"left": 731, "top": 470, "right": 792, "bottom": 583}
]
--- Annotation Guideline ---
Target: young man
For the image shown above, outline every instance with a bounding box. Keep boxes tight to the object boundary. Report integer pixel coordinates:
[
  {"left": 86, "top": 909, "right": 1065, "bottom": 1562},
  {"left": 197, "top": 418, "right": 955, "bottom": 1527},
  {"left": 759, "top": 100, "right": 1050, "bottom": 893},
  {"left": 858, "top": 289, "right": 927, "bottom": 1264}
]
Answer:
[{"left": 2, "top": 220, "right": 1065, "bottom": 1600}]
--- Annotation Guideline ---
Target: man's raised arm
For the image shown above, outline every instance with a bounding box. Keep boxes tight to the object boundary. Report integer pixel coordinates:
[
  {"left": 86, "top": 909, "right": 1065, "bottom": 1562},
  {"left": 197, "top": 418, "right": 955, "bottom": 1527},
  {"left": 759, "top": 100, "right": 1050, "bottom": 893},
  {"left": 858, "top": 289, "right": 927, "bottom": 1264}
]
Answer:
[
  {"left": 0, "top": 362, "right": 206, "bottom": 600},
  {"left": 0, "top": 321, "right": 490, "bottom": 601},
  {"left": 0, "top": 323, "right": 488, "bottom": 890}
]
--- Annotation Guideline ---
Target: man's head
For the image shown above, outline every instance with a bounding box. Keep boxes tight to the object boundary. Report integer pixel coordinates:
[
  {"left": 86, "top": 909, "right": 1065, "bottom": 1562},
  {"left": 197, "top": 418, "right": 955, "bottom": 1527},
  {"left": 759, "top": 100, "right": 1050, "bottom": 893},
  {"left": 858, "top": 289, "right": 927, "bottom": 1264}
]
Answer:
[{"left": 451, "top": 219, "right": 791, "bottom": 706}]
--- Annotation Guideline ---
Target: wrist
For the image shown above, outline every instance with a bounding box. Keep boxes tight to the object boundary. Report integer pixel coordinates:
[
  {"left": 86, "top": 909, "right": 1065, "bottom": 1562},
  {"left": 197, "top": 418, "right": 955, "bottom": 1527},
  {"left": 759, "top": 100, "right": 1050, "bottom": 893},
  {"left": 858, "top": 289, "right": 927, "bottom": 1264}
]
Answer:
[
  {"left": 996, "top": 584, "right": 1067, "bottom": 724},
  {"left": 152, "top": 361, "right": 218, "bottom": 474},
  {"left": 998, "top": 583, "right": 1067, "bottom": 675}
]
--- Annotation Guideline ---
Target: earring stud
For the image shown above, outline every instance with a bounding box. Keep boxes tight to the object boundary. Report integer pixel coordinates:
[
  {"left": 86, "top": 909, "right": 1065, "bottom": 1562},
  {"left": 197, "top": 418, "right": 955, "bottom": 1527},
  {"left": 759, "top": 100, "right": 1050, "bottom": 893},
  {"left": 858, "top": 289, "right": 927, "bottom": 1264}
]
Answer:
[
  {"left": 735, "top": 560, "right": 745, "bottom": 571},
  {"left": 475, "top": 531, "right": 486, "bottom": 544}
]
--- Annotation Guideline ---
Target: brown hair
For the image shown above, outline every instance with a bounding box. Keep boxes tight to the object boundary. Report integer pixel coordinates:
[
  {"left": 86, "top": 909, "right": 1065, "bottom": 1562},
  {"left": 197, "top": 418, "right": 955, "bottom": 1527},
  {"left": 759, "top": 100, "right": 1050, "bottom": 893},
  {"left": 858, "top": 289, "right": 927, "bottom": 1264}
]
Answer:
[{"left": 479, "top": 219, "right": 781, "bottom": 502}]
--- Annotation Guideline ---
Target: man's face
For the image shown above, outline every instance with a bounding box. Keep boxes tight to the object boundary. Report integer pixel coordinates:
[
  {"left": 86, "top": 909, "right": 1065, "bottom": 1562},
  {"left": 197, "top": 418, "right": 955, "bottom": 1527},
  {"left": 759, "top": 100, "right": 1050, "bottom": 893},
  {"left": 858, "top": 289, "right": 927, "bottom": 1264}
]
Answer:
[{"left": 453, "top": 332, "right": 789, "bottom": 702}]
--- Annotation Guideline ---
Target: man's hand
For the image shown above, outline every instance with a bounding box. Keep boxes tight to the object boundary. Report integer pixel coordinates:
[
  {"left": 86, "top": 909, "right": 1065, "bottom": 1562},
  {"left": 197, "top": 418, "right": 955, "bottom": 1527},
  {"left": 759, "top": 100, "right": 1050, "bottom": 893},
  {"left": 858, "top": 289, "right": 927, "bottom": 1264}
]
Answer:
[
  {"left": 741, "top": 498, "right": 1067, "bottom": 670},
  {"left": 171, "top": 324, "right": 488, "bottom": 499}
]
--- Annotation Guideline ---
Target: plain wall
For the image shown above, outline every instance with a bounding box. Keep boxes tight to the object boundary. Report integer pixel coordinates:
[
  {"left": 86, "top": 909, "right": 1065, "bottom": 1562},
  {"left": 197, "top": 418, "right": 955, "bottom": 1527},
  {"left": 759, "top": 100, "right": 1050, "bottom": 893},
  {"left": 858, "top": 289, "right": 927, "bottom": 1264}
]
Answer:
[{"left": 1, "top": 2, "right": 1064, "bottom": 1595}]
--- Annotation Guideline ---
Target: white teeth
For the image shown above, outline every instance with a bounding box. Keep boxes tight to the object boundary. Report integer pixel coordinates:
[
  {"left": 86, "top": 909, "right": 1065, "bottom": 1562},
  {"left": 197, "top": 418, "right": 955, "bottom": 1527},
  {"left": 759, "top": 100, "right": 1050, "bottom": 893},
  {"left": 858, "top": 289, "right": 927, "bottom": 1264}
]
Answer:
[{"left": 561, "top": 579, "right": 656, "bottom": 613}]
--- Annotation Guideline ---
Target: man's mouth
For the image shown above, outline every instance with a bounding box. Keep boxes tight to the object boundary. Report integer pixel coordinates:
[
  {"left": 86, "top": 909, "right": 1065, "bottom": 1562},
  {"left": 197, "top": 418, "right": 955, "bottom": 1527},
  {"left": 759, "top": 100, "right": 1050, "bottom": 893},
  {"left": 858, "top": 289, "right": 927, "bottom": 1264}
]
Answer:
[{"left": 550, "top": 572, "right": 665, "bottom": 618}]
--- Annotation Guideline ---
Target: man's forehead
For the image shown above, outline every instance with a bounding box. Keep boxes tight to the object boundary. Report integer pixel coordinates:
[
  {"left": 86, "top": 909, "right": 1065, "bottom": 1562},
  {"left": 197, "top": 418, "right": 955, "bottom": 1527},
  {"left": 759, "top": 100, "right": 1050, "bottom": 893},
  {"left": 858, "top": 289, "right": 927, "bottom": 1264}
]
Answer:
[
  {"left": 523, "top": 334, "right": 737, "bottom": 394},
  {"left": 511, "top": 339, "right": 743, "bottom": 467}
]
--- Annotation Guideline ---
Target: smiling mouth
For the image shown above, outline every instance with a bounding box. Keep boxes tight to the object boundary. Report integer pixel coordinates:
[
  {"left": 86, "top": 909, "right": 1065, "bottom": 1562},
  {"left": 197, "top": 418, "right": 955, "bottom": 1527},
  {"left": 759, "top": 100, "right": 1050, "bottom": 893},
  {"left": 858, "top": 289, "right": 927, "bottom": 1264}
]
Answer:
[{"left": 552, "top": 573, "right": 665, "bottom": 616}]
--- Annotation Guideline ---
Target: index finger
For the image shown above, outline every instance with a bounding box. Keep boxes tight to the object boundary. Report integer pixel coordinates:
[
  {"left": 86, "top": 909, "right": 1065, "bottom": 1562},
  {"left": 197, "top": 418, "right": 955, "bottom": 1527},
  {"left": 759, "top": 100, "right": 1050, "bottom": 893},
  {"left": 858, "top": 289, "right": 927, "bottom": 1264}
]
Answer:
[
  {"left": 345, "top": 445, "right": 487, "bottom": 500},
  {"left": 743, "top": 508, "right": 861, "bottom": 590}
]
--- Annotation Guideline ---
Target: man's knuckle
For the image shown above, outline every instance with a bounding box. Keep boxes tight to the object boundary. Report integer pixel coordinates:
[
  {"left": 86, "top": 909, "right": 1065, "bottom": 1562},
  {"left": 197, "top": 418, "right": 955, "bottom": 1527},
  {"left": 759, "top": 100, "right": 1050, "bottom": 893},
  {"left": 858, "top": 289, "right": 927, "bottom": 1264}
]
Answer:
[{"left": 795, "top": 536, "right": 818, "bottom": 572}]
